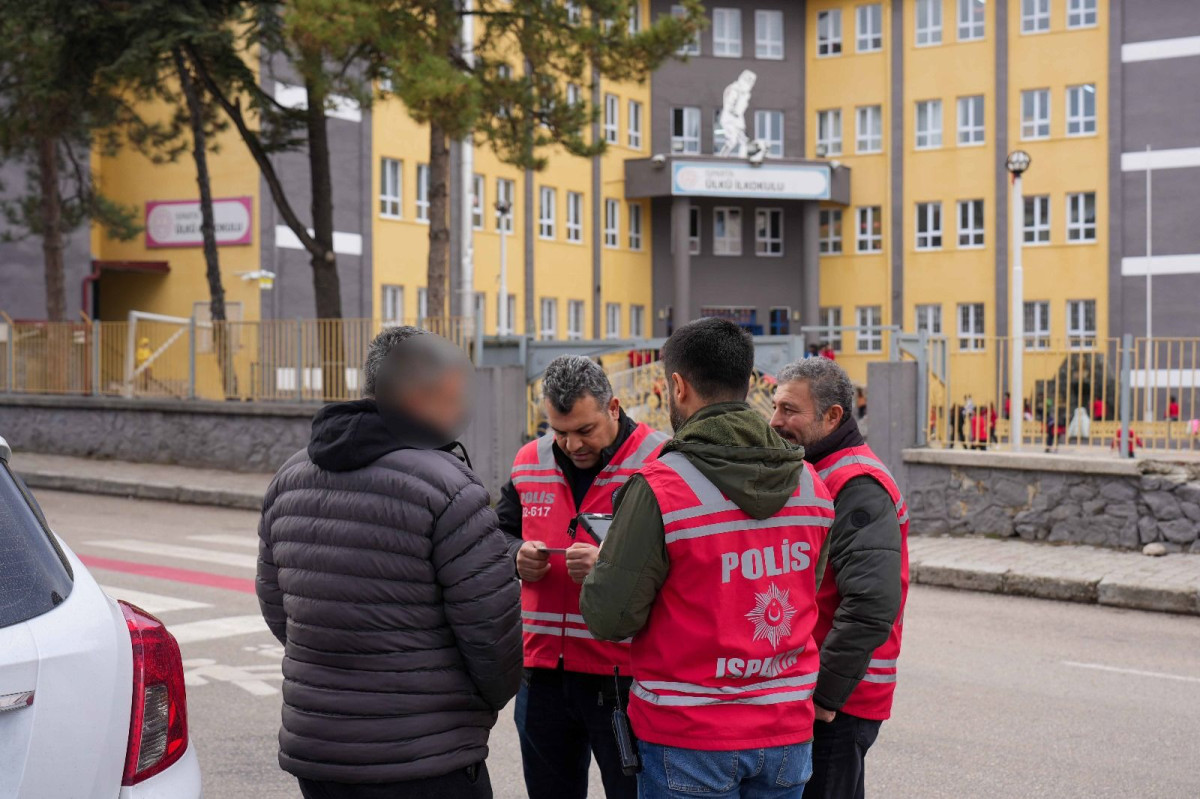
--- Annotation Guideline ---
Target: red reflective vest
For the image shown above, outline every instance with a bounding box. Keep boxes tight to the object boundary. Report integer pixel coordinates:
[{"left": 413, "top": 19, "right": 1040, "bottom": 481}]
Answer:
[
  {"left": 812, "top": 444, "right": 910, "bottom": 721},
  {"left": 630, "top": 451, "right": 835, "bottom": 750},
  {"left": 511, "top": 423, "right": 668, "bottom": 675}
]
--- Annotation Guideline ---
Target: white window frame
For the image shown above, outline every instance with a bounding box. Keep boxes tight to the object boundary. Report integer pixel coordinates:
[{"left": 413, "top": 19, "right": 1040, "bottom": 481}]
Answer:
[
  {"left": 857, "top": 206, "right": 883, "bottom": 252},
  {"left": 566, "top": 191, "right": 584, "bottom": 243},
  {"left": 856, "top": 105, "right": 883, "bottom": 153},
  {"left": 817, "top": 9, "right": 843, "bottom": 57},
  {"left": 689, "top": 206, "right": 701, "bottom": 255},
  {"left": 418, "top": 287, "right": 429, "bottom": 321},
  {"left": 820, "top": 306, "right": 843, "bottom": 352},
  {"left": 496, "top": 178, "right": 515, "bottom": 232},
  {"left": 957, "top": 95, "right": 985, "bottom": 146},
  {"left": 605, "top": 303, "right": 622, "bottom": 339},
  {"left": 915, "top": 201, "right": 943, "bottom": 250},
  {"left": 603, "top": 93, "right": 619, "bottom": 144},
  {"left": 957, "top": 0, "right": 985, "bottom": 41},
  {"left": 380, "top": 157, "right": 402, "bottom": 218},
  {"left": 819, "top": 209, "right": 843, "bottom": 254},
  {"left": 1024, "top": 300, "right": 1051, "bottom": 350},
  {"left": 916, "top": 0, "right": 943, "bottom": 46},
  {"left": 1066, "top": 84, "right": 1097, "bottom": 136},
  {"left": 1024, "top": 195, "right": 1051, "bottom": 244},
  {"left": 604, "top": 198, "right": 620, "bottom": 248},
  {"left": 1022, "top": 0, "right": 1050, "bottom": 33},
  {"left": 754, "top": 110, "right": 785, "bottom": 158},
  {"left": 566, "top": 1, "right": 582, "bottom": 25},
  {"left": 381, "top": 284, "right": 404, "bottom": 323},
  {"left": 957, "top": 303, "right": 986, "bottom": 351},
  {"left": 957, "top": 199, "right": 985, "bottom": 248},
  {"left": 628, "top": 100, "right": 643, "bottom": 149},
  {"left": 856, "top": 306, "right": 883, "bottom": 353},
  {"left": 915, "top": 100, "right": 942, "bottom": 149},
  {"left": 1067, "top": 0, "right": 1098, "bottom": 29},
  {"left": 567, "top": 83, "right": 582, "bottom": 107},
  {"left": 673, "top": 4, "right": 701, "bottom": 55},
  {"left": 1021, "top": 89, "right": 1050, "bottom": 140},
  {"left": 817, "top": 109, "right": 842, "bottom": 156},
  {"left": 916, "top": 303, "right": 942, "bottom": 335},
  {"left": 755, "top": 10, "right": 785, "bottom": 60},
  {"left": 497, "top": 293, "right": 517, "bottom": 336},
  {"left": 713, "top": 8, "right": 743, "bottom": 57},
  {"left": 539, "top": 297, "right": 558, "bottom": 340},
  {"left": 629, "top": 203, "right": 644, "bottom": 251},
  {"left": 630, "top": 304, "right": 646, "bottom": 338},
  {"left": 713, "top": 207, "right": 743, "bottom": 256},
  {"left": 1067, "top": 299, "right": 1097, "bottom": 349},
  {"left": 856, "top": 4, "right": 883, "bottom": 53},
  {"left": 1067, "top": 192, "right": 1097, "bottom": 242},
  {"left": 567, "top": 300, "right": 585, "bottom": 341},
  {"left": 755, "top": 208, "right": 784, "bottom": 257},
  {"left": 671, "top": 106, "right": 701, "bottom": 154},
  {"left": 471, "top": 174, "right": 484, "bottom": 230},
  {"left": 539, "top": 186, "right": 557, "bottom": 239},
  {"left": 416, "top": 163, "right": 430, "bottom": 222}
]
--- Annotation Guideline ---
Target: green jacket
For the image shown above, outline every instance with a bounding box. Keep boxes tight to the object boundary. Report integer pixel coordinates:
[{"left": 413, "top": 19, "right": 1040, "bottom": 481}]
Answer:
[{"left": 579, "top": 402, "right": 805, "bottom": 642}]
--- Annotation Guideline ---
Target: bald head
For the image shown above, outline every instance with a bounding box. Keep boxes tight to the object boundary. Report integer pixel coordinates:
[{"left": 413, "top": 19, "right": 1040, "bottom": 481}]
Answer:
[{"left": 364, "top": 326, "right": 472, "bottom": 439}]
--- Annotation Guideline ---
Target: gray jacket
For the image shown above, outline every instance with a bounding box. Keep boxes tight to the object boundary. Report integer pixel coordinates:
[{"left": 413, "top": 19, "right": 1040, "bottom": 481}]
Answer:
[{"left": 257, "top": 399, "right": 522, "bottom": 783}]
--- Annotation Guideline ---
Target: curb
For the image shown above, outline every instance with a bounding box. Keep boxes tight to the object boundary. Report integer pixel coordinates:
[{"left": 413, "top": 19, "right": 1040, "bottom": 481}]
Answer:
[{"left": 18, "top": 470, "right": 264, "bottom": 512}]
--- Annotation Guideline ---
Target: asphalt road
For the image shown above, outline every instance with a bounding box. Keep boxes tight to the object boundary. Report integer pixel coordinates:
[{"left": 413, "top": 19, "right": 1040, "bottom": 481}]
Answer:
[{"left": 37, "top": 489, "right": 1200, "bottom": 799}]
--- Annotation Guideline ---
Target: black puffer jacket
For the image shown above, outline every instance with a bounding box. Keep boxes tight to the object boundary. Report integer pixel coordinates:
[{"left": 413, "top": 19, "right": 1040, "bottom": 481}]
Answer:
[{"left": 257, "top": 399, "right": 522, "bottom": 783}]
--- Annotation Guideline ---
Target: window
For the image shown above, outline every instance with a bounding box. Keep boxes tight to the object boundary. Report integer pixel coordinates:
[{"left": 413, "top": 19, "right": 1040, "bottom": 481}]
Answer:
[
  {"left": 539, "top": 187, "right": 556, "bottom": 239},
  {"left": 754, "top": 110, "right": 785, "bottom": 157},
  {"left": 713, "top": 8, "right": 743, "bottom": 57},
  {"left": 630, "top": 305, "right": 646, "bottom": 338},
  {"left": 714, "top": 207, "right": 743, "bottom": 256},
  {"left": 673, "top": 4, "right": 701, "bottom": 55},
  {"left": 857, "top": 4, "right": 883, "bottom": 52},
  {"left": 629, "top": 203, "right": 643, "bottom": 250},
  {"left": 539, "top": 298, "right": 558, "bottom": 340},
  {"left": 628, "top": 100, "right": 643, "bottom": 149},
  {"left": 416, "top": 163, "right": 430, "bottom": 221},
  {"left": 497, "top": 293, "right": 516, "bottom": 335},
  {"left": 1021, "top": 89, "right": 1050, "bottom": 139},
  {"left": 816, "top": 109, "right": 842, "bottom": 156},
  {"left": 474, "top": 292, "right": 487, "bottom": 334},
  {"left": 857, "top": 206, "right": 883, "bottom": 252},
  {"left": 916, "top": 0, "right": 942, "bottom": 45},
  {"left": 820, "top": 306, "right": 843, "bottom": 351},
  {"left": 1067, "top": 192, "right": 1096, "bottom": 242},
  {"left": 604, "top": 94, "right": 619, "bottom": 143},
  {"left": 856, "top": 306, "right": 883, "bottom": 352},
  {"left": 566, "top": 1, "right": 581, "bottom": 25},
  {"left": 1066, "top": 84, "right": 1096, "bottom": 136},
  {"left": 769, "top": 308, "right": 791, "bottom": 336},
  {"left": 958, "top": 0, "right": 985, "bottom": 40},
  {"left": 957, "top": 199, "right": 984, "bottom": 247},
  {"left": 381, "top": 285, "right": 403, "bottom": 323},
  {"left": 817, "top": 9, "right": 842, "bottom": 56},
  {"left": 566, "top": 191, "right": 583, "bottom": 242},
  {"left": 756, "top": 208, "right": 784, "bottom": 256},
  {"left": 1067, "top": 0, "right": 1097, "bottom": 28},
  {"left": 916, "top": 304, "right": 942, "bottom": 335},
  {"left": 689, "top": 206, "right": 701, "bottom": 254},
  {"left": 567, "top": 83, "right": 582, "bottom": 107},
  {"left": 1024, "top": 195, "right": 1050, "bottom": 244},
  {"left": 856, "top": 105, "right": 883, "bottom": 153},
  {"left": 1067, "top": 299, "right": 1097, "bottom": 348},
  {"left": 0, "top": 464, "right": 75, "bottom": 630},
  {"left": 471, "top": 174, "right": 484, "bottom": 230},
  {"left": 418, "top": 287, "right": 429, "bottom": 320},
  {"left": 671, "top": 106, "right": 701, "bottom": 154},
  {"left": 957, "top": 303, "right": 985, "bottom": 351},
  {"left": 819, "top": 209, "right": 843, "bottom": 254},
  {"left": 496, "top": 178, "right": 515, "bottom": 232},
  {"left": 755, "top": 10, "right": 784, "bottom": 59},
  {"left": 604, "top": 198, "right": 620, "bottom": 248},
  {"left": 567, "top": 300, "right": 585, "bottom": 340},
  {"left": 1022, "top": 0, "right": 1049, "bottom": 33},
  {"left": 712, "top": 108, "right": 726, "bottom": 153},
  {"left": 957, "top": 95, "right": 985, "bottom": 145},
  {"left": 605, "top": 303, "right": 622, "bottom": 339},
  {"left": 1024, "top": 300, "right": 1050, "bottom": 350},
  {"left": 916, "top": 201, "right": 943, "bottom": 250},
  {"left": 915, "top": 100, "right": 942, "bottom": 149},
  {"left": 380, "top": 157, "right": 401, "bottom": 217}
]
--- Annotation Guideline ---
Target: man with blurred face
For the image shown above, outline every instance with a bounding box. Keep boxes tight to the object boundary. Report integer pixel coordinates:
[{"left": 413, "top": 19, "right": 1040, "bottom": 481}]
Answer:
[
  {"left": 495, "top": 355, "right": 667, "bottom": 799},
  {"left": 770, "top": 358, "right": 908, "bottom": 799}
]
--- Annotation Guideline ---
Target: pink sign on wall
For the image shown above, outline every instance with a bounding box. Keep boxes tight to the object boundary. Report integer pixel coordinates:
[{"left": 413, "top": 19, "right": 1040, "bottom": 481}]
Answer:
[{"left": 145, "top": 196, "right": 253, "bottom": 248}]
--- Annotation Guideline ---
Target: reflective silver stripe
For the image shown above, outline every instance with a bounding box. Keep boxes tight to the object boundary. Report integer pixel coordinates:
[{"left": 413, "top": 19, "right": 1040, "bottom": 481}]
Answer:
[
  {"left": 898, "top": 510, "right": 910, "bottom": 525},
  {"left": 616, "top": 429, "right": 670, "bottom": 471},
  {"left": 565, "top": 613, "right": 587, "bottom": 624},
  {"left": 664, "top": 514, "right": 833, "bottom": 544},
  {"left": 523, "top": 624, "right": 563, "bottom": 636},
  {"left": 868, "top": 658, "right": 897, "bottom": 669},
  {"left": 657, "top": 451, "right": 726, "bottom": 506},
  {"left": 663, "top": 493, "right": 833, "bottom": 525},
  {"left": 536, "top": 432, "right": 555, "bottom": 465},
  {"left": 818, "top": 453, "right": 895, "bottom": 483},
  {"left": 591, "top": 474, "right": 631, "bottom": 488},
  {"left": 632, "top": 682, "right": 814, "bottom": 707},
  {"left": 861, "top": 673, "right": 898, "bottom": 684},
  {"left": 564, "top": 628, "right": 596, "bottom": 639},
  {"left": 639, "top": 672, "right": 818, "bottom": 696},
  {"left": 523, "top": 611, "right": 565, "bottom": 622},
  {"left": 512, "top": 474, "right": 568, "bottom": 484}
]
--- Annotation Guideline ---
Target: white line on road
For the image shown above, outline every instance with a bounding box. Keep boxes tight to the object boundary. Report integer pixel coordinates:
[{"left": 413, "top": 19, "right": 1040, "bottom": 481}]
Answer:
[
  {"left": 100, "top": 585, "right": 210, "bottom": 614},
  {"left": 188, "top": 534, "right": 260, "bottom": 549},
  {"left": 170, "top": 616, "right": 270, "bottom": 644},
  {"left": 86, "top": 539, "right": 256, "bottom": 569},
  {"left": 1062, "top": 661, "right": 1200, "bottom": 684}
]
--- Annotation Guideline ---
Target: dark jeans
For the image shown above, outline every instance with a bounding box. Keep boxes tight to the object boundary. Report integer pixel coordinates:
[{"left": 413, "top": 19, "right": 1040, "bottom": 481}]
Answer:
[
  {"left": 801, "top": 713, "right": 882, "bottom": 799},
  {"left": 298, "top": 763, "right": 490, "bottom": 799},
  {"left": 514, "top": 666, "right": 638, "bottom": 799}
]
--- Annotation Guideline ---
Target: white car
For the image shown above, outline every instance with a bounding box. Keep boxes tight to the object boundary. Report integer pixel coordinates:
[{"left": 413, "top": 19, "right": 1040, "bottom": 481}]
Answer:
[{"left": 0, "top": 436, "right": 202, "bottom": 798}]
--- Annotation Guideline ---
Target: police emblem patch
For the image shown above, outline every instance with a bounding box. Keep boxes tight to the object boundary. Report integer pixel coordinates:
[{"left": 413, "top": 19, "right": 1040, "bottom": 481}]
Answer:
[{"left": 745, "top": 583, "right": 796, "bottom": 649}]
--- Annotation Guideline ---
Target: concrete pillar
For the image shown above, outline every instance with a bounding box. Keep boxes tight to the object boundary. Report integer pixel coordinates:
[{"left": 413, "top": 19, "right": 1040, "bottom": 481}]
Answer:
[
  {"left": 867, "top": 360, "right": 919, "bottom": 484},
  {"left": 671, "top": 196, "right": 691, "bottom": 330},
  {"left": 801, "top": 201, "right": 820, "bottom": 327}
]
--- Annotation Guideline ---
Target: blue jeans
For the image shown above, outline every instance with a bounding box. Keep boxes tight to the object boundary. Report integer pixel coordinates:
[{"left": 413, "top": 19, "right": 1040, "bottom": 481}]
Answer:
[{"left": 637, "top": 740, "right": 813, "bottom": 798}]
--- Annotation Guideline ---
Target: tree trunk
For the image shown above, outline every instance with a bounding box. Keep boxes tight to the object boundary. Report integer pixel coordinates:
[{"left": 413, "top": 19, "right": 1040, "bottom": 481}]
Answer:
[
  {"left": 38, "top": 137, "right": 65, "bottom": 322},
  {"left": 426, "top": 121, "right": 450, "bottom": 325},
  {"left": 305, "top": 80, "right": 345, "bottom": 399}
]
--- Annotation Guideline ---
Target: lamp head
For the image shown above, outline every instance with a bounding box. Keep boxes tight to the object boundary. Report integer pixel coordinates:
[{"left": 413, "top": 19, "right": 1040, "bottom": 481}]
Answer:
[{"left": 1006, "top": 150, "right": 1032, "bottom": 176}]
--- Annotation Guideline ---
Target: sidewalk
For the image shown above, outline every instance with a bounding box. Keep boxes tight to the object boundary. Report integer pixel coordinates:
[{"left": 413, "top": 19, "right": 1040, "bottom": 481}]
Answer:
[{"left": 12, "top": 453, "right": 1200, "bottom": 617}]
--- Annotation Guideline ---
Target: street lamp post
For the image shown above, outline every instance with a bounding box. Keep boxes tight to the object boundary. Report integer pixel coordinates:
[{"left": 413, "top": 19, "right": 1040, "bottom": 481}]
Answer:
[
  {"left": 495, "top": 199, "right": 512, "bottom": 335},
  {"left": 1006, "top": 150, "right": 1032, "bottom": 451}
]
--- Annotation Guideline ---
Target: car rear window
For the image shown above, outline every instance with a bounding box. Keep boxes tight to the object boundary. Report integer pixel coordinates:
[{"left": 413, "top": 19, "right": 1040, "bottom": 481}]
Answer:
[{"left": 0, "top": 464, "right": 74, "bottom": 628}]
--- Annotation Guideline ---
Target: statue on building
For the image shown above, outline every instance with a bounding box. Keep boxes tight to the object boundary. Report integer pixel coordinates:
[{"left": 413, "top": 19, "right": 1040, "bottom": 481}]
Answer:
[{"left": 718, "top": 70, "right": 758, "bottom": 158}]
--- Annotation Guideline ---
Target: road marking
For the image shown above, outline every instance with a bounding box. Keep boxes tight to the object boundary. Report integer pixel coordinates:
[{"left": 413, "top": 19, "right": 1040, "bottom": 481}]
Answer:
[
  {"left": 100, "top": 585, "right": 210, "bottom": 614},
  {"left": 1062, "top": 661, "right": 1200, "bottom": 684},
  {"left": 170, "top": 616, "right": 270, "bottom": 645},
  {"left": 86, "top": 539, "right": 256, "bottom": 569},
  {"left": 188, "top": 534, "right": 259, "bottom": 549},
  {"left": 183, "top": 658, "right": 283, "bottom": 696},
  {"left": 80, "top": 555, "right": 255, "bottom": 594}
]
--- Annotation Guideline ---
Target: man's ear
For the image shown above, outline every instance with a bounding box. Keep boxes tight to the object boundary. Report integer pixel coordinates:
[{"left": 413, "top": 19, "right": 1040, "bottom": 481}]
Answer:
[
  {"left": 670, "top": 372, "right": 687, "bottom": 404},
  {"left": 608, "top": 395, "right": 621, "bottom": 420},
  {"left": 828, "top": 404, "right": 846, "bottom": 427}
]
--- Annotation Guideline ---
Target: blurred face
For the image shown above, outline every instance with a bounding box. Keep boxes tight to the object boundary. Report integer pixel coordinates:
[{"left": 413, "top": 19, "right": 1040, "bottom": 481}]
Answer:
[
  {"left": 399, "top": 367, "right": 471, "bottom": 441},
  {"left": 771, "top": 379, "right": 841, "bottom": 448},
  {"left": 545, "top": 394, "right": 621, "bottom": 470}
]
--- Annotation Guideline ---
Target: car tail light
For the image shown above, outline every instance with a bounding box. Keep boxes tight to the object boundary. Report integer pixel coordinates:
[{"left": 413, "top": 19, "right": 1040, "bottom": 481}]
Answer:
[{"left": 119, "top": 601, "right": 189, "bottom": 785}]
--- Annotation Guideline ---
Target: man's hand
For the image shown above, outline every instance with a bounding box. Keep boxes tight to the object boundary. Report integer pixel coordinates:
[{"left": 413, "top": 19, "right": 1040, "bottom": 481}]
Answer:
[
  {"left": 516, "top": 541, "right": 551, "bottom": 582},
  {"left": 814, "top": 705, "right": 837, "bottom": 723},
  {"left": 565, "top": 542, "right": 599, "bottom": 585}
]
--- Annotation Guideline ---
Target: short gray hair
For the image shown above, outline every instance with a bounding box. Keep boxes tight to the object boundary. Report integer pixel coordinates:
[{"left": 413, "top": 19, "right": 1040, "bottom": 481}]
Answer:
[
  {"left": 542, "top": 355, "right": 613, "bottom": 414},
  {"left": 363, "top": 325, "right": 427, "bottom": 396},
  {"left": 777, "top": 358, "right": 855, "bottom": 419}
]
